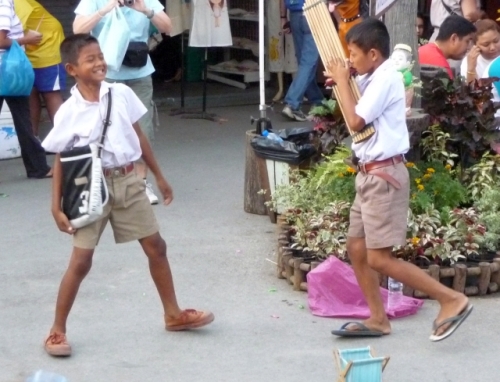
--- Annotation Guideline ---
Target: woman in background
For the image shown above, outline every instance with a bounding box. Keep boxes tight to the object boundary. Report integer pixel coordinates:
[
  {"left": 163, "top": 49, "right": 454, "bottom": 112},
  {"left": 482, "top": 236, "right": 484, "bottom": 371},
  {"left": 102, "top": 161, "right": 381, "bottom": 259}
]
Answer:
[{"left": 14, "top": 0, "right": 65, "bottom": 139}]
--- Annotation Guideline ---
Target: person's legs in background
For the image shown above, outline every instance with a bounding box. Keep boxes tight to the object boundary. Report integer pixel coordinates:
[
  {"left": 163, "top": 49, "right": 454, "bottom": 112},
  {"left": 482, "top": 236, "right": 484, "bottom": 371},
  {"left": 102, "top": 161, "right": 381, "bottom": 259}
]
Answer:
[
  {"left": 283, "top": 12, "right": 323, "bottom": 121},
  {"left": 29, "top": 64, "right": 65, "bottom": 139},
  {"left": 118, "top": 76, "right": 159, "bottom": 205},
  {"left": 3, "top": 96, "right": 51, "bottom": 178}
]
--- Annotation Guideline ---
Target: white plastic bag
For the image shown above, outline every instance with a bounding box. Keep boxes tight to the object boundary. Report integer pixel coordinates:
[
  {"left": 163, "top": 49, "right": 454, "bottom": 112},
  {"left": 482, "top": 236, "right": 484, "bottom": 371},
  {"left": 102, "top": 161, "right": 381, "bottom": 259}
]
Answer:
[{"left": 97, "top": 7, "right": 131, "bottom": 71}]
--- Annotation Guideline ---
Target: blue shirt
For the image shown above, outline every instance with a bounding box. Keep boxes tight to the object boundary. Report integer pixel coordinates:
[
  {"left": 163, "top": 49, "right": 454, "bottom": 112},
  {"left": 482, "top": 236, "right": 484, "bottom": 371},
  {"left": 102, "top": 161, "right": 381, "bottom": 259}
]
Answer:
[{"left": 74, "top": 0, "right": 164, "bottom": 80}]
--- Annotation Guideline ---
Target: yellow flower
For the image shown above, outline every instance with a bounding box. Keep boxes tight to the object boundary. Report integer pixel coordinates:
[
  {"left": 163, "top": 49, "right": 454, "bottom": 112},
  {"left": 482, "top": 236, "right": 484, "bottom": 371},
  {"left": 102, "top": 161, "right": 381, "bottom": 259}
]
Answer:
[
  {"left": 411, "top": 237, "right": 420, "bottom": 246},
  {"left": 411, "top": 193, "right": 417, "bottom": 200},
  {"left": 423, "top": 174, "right": 432, "bottom": 179},
  {"left": 445, "top": 164, "right": 452, "bottom": 170},
  {"left": 415, "top": 178, "right": 422, "bottom": 184},
  {"left": 406, "top": 162, "right": 415, "bottom": 168},
  {"left": 418, "top": 184, "right": 425, "bottom": 191},
  {"left": 338, "top": 173, "right": 344, "bottom": 178},
  {"left": 346, "top": 167, "right": 356, "bottom": 174},
  {"left": 426, "top": 168, "right": 435, "bottom": 173}
]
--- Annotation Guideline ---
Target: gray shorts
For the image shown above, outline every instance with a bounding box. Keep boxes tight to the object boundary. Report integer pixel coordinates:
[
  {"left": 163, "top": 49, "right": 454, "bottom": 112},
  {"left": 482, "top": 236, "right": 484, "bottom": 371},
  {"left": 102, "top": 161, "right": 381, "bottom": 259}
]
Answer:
[
  {"left": 107, "top": 75, "right": 155, "bottom": 142},
  {"left": 347, "top": 162, "right": 409, "bottom": 249}
]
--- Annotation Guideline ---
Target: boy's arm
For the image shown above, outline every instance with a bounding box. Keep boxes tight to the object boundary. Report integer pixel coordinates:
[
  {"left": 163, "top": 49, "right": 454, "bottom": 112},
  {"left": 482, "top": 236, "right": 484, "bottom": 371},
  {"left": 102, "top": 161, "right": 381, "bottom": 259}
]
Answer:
[
  {"left": 324, "top": 58, "right": 366, "bottom": 132},
  {"left": 51, "top": 154, "right": 76, "bottom": 234},
  {"left": 132, "top": 122, "right": 173, "bottom": 206}
]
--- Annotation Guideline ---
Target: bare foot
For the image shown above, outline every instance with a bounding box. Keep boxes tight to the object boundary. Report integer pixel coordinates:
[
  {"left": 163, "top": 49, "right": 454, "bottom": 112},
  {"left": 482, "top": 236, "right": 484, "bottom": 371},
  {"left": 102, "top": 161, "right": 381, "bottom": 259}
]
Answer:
[
  {"left": 45, "top": 169, "right": 53, "bottom": 178},
  {"left": 345, "top": 317, "right": 391, "bottom": 335},
  {"left": 433, "top": 294, "right": 469, "bottom": 336}
]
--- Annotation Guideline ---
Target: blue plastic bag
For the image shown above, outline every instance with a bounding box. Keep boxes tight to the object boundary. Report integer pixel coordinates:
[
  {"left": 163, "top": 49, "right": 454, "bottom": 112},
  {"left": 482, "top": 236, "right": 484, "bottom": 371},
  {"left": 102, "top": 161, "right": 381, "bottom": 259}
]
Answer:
[
  {"left": 0, "top": 41, "right": 34, "bottom": 96},
  {"left": 97, "top": 7, "right": 131, "bottom": 71}
]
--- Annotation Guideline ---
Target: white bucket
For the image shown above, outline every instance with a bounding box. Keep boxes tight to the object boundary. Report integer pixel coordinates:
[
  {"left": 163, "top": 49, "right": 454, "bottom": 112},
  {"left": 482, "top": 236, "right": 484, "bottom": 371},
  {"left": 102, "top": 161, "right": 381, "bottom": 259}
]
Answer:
[{"left": 0, "top": 103, "right": 21, "bottom": 160}]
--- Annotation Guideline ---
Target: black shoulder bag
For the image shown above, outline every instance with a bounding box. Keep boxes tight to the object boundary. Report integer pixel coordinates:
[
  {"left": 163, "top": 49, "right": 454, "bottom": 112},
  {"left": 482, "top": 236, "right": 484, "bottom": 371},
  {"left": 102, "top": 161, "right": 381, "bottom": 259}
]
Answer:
[{"left": 60, "top": 90, "right": 112, "bottom": 229}]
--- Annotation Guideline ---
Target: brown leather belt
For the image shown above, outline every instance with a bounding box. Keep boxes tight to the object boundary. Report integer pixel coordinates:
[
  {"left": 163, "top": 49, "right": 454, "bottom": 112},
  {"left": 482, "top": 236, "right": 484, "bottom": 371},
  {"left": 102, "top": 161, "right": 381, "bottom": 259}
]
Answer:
[
  {"left": 103, "top": 163, "right": 135, "bottom": 177},
  {"left": 357, "top": 155, "right": 404, "bottom": 189}
]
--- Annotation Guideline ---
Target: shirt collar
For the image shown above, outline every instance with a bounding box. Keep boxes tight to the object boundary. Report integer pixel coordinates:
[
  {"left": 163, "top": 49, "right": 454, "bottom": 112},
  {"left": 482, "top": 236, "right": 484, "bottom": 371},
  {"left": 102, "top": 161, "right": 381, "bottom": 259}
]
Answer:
[{"left": 70, "top": 81, "right": 111, "bottom": 104}]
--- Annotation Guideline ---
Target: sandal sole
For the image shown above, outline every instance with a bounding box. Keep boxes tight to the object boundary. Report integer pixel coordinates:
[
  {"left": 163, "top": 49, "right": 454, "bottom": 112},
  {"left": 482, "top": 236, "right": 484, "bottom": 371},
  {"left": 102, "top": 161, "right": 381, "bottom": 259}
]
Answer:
[{"left": 166, "top": 312, "right": 215, "bottom": 331}]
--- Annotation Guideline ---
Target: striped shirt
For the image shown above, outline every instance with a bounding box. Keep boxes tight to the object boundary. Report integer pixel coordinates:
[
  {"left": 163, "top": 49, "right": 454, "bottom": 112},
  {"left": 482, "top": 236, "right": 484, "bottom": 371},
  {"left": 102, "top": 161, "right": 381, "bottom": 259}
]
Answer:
[{"left": 0, "top": 0, "right": 23, "bottom": 39}]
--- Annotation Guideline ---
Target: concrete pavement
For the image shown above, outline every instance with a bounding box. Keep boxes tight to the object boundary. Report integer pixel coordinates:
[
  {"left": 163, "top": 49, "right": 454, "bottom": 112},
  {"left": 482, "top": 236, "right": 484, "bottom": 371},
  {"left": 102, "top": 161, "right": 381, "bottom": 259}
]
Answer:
[{"left": 0, "top": 104, "right": 497, "bottom": 382}]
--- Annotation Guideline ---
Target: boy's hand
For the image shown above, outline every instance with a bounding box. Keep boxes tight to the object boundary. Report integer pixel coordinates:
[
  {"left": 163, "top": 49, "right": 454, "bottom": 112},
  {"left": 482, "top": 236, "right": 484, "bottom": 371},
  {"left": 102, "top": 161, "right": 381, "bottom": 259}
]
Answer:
[
  {"left": 156, "top": 177, "right": 174, "bottom": 206},
  {"left": 324, "top": 58, "right": 351, "bottom": 85},
  {"left": 52, "top": 210, "right": 76, "bottom": 235}
]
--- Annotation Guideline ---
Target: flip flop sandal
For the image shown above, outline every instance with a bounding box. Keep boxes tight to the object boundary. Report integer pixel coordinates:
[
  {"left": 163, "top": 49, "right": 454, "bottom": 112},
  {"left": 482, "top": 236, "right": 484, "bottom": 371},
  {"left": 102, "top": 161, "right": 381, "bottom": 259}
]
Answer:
[
  {"left": 331, "top": 322, "right": 386, "bottom": 337},
  {"left": 429, "top": 304, "right": 474, "bottom": 342}
]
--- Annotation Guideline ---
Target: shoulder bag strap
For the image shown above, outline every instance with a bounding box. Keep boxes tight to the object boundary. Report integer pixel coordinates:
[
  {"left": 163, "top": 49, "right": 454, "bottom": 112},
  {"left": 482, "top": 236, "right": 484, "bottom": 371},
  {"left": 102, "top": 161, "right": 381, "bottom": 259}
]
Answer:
[
  {"left": 97, "top": 89, "right": 112, "bottom": 158},
  {"left": 441, "top": 0, "right": 459, "bottom": 16}
]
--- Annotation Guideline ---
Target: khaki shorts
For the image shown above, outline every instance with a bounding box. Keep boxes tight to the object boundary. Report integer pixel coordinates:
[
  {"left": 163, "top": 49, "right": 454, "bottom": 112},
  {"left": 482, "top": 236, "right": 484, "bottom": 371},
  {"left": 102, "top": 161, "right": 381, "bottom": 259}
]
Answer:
[
  {"left": 73, "top": 167, "right": 160, "bottom": 250},
  {"left": 107, "top": 75, "right": 155, "bottom": 142},
  {"left": 347, "top": 161, "right": 409, "bottom": 249}
]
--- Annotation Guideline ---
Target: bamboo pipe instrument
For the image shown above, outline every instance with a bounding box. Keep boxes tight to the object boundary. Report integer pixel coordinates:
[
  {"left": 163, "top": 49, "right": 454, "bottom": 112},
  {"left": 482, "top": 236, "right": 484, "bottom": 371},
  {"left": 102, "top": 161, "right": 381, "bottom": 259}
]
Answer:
[{"left": 303, "top": 0, "right": 375, "bottom": 144}]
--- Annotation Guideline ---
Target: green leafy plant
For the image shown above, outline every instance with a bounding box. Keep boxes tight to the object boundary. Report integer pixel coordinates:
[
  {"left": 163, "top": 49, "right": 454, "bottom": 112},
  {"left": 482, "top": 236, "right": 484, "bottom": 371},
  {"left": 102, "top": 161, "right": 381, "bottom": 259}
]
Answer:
[
  {"left": 420, "top": 124, "right": 458, "bottom": 166},
  {"left": 474, "top": 188, "right": 500, "bottom": 252},
  {"left": 289, "top": 201, "right": 350, "bottom": 260},
  {"left": 406, "top": 161, "right": 468, "bottom": 215},
  {"left": 464, "top": 152, "right": 500, "bottom": 199},
  {"left": 309, "top": 99, "right": 349, "bottom": 155},
  {"left": 421, "top": 72, "right": 500, "bottom": 166}
]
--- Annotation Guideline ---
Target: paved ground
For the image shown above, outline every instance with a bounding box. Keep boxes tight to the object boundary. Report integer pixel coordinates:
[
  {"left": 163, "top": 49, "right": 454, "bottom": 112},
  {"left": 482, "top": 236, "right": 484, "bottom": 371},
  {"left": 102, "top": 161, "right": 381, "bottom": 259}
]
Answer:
[{"left": 0, "top": 105, "right": 498, "bottom": 382}]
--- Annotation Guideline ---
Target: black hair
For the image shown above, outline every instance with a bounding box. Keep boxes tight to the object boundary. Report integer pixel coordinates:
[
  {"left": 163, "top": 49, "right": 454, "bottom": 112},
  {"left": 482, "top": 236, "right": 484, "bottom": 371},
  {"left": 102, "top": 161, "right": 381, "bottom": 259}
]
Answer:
[
  {"left": 345, "top": 18, "right": 390, "bottom": 58},
  {"left": 417, "top": 12, "right": 425, "bottom": 21},
  {"left": 436, "top": 15, "right": 476, "bottom": 41},
  {"left": 60, "top": 34, "right": 100, "bottom": 65}
]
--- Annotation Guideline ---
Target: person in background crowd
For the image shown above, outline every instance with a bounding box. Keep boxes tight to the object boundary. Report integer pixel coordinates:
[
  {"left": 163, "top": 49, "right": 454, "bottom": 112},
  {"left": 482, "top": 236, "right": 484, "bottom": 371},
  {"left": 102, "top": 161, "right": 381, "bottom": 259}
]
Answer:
[
  {"left": 73, "top": 0, "right": 172, "bottom": 205},
  {"left": 460, "top": 19, "right": 500, "bottom": 83},
  {"left": 417, "top": 12, "right": 429, "bottom": 46},
  {"left": 0, "top": 0, "right": 52, "bottom": 178},
  {"left": 14, "top": 0, "right": 65, "bottom": 140},
  {"left": 429, "top": 0, "right": 480, "bottom": 74},
  {"left": 280, "top": 0, "right": 324, "bottom": 122},
  {"left": 419, "top": 15, "right": 476, "bottom": 79},
  {"left": 430, "top": 0, "right": 480, "bottom": 41}
]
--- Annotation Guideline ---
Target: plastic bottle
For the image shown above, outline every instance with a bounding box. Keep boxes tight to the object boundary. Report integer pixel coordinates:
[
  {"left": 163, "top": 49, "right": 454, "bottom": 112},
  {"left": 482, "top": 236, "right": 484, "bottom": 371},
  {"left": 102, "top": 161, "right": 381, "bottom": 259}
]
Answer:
[
  {"left": 26, "top": 370, "right": 68, "bottom": 382},
  {"left": 387, "top": 277, "right": 403, "bottom": 309},
  {"left": 262, "top": 129, "right": 283, "bottom": 143}
]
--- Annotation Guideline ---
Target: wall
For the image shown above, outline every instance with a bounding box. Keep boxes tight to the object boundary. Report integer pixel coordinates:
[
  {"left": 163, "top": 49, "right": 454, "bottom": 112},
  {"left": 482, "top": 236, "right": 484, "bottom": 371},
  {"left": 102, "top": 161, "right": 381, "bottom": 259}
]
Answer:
[{"left": 38, "top": 0, "right": 78, "bottom": 38}]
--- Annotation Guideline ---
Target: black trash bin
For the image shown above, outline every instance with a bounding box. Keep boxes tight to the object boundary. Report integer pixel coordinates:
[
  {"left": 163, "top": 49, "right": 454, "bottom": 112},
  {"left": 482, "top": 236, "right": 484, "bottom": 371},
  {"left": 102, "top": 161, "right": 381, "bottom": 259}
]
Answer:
[{"left": 250, "top": 127, "right": 316, "bottom": 165}]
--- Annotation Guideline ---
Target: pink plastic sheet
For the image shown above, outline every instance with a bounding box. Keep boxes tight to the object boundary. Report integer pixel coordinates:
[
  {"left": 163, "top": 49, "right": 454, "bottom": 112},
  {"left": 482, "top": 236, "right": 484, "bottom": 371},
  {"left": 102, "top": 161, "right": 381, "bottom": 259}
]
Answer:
[{"left": 307, "top": 256, "right": 424, "bottom": 319}]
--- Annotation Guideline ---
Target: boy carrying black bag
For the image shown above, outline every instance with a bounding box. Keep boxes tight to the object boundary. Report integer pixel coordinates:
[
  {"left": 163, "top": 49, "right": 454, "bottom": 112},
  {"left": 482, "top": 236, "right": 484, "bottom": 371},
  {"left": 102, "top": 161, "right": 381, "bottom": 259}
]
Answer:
[{"left": 41, "top": 34, "right": 214, "bottom": 357}]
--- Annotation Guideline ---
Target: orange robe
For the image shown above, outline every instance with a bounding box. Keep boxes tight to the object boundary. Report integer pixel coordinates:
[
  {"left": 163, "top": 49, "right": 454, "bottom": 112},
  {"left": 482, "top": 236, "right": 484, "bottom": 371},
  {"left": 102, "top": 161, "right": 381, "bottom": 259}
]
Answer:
[{"left": 336, "top": 0, "right": 363, "bottom": 57}]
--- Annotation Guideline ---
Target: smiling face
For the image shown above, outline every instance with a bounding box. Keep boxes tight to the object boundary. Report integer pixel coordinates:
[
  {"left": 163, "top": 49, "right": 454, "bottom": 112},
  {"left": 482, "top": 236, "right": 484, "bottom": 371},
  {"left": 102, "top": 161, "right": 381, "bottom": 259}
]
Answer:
[
  {"left": 65, "top": 42, "right": 107, "bottom": 83},
  {"left": 476, "top": 30, "right": 500, "bottom": 61},
  {"left": 391, "top": 49, "right": 411, "bottom": 71}
]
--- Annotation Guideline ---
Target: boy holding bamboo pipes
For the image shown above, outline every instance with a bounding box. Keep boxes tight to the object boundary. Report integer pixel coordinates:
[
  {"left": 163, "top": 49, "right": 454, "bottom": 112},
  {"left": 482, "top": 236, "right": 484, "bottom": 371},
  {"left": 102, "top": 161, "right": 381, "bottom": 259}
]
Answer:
[{"left": 325, "top": 18, "right": 472, "bottom": 342}]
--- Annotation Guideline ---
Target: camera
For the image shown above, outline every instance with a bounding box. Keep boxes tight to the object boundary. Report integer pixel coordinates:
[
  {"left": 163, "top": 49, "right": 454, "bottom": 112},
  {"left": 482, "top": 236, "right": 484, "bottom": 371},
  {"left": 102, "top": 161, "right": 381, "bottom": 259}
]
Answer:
[{"left": 124, "top": 0, "right": 134, "bottom": 5}]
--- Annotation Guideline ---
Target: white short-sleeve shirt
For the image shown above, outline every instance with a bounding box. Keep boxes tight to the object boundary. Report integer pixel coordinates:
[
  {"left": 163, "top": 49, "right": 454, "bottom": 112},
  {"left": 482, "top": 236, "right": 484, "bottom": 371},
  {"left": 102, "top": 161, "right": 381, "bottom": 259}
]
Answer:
[
  {"left": 353, "top": 59, "right": 410, "bottom": 162},
  {"left": 0, "top": 0, "right": 23, "bottom": 53},
  {"left": 42, "top": 82, "right": 147, "bottom": 168}
]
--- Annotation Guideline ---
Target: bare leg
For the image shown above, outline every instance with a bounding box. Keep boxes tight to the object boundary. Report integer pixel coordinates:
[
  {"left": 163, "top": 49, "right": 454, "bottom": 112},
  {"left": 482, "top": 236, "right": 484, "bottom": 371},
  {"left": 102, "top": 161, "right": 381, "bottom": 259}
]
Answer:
[
  {"left": 139, "top": 232, "right": 182, "bottom": 318},
  {"left": 272, "top": 72, "right": 284, "bottom": 102},
  {"left": 29, "top": 88, "right": 42, "bottom": 137},
  {"left": 50, "top": 247, "right": 94, "bottom": 334},
  {"left": 42, "top": 91, "right": 64, "bottom": 125},
  {"left": 367, "top": 247, "right": 468, "bottom": 336},
  {"left": 347, "top": 236, "right": 391, "bottom": 334}
]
